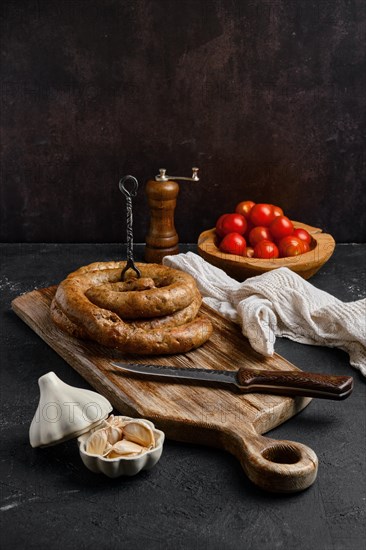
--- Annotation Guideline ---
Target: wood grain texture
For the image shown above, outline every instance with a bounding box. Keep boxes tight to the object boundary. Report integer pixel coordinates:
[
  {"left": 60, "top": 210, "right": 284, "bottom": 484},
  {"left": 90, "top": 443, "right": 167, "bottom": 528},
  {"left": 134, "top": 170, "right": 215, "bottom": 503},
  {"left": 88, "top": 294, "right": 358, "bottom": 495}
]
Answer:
[
  {"left": 236, "top": 368, "right": 353, "bottom": 400},
  {"left": 145, "top": 178, "right": 180, "bottom": 263},
  {"left": 198, "top": 221, "right": 336, "bottom": 280},
  {"left": 12, "top": 286, "right": 318, "bottom": 493}
]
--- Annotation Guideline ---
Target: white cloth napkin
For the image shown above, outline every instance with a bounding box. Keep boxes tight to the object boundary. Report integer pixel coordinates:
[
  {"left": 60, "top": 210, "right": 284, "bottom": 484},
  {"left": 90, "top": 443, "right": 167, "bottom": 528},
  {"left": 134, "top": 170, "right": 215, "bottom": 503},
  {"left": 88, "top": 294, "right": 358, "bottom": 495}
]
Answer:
[{"left": 163, "top": 252, "right": 366, "bottom": 376}]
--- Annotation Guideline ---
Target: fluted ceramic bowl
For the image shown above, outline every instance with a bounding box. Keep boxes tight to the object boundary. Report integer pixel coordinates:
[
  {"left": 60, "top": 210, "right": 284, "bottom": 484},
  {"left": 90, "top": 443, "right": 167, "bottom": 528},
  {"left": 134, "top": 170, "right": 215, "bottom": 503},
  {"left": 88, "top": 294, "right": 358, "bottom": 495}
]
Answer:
[{"left": 77, "top": 416, "right": 165, "bottom": 478}]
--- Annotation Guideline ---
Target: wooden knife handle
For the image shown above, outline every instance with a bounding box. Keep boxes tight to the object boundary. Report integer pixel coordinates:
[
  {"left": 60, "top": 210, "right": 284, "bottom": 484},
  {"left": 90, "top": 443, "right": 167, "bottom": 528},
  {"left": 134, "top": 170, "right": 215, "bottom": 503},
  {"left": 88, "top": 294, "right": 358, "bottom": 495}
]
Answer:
[{"left": 237, "top": 369, "right": 353, "bottom": 400}]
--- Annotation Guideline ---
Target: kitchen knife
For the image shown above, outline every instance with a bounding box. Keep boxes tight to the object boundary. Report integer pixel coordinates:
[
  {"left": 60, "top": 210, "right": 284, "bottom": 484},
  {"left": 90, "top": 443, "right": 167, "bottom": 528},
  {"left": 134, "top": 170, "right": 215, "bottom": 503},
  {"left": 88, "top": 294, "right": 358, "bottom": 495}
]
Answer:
[{"left": 111, "top": 362, "right": 353, "bottom": 400}]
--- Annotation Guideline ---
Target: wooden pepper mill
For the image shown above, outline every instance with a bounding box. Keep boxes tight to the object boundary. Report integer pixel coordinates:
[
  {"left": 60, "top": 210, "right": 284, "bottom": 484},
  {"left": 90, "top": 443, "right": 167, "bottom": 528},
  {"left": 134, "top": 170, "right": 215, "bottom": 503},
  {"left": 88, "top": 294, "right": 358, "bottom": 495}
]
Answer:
[{"left": 145, "top": 167, "right": 199, "bottom": 263}]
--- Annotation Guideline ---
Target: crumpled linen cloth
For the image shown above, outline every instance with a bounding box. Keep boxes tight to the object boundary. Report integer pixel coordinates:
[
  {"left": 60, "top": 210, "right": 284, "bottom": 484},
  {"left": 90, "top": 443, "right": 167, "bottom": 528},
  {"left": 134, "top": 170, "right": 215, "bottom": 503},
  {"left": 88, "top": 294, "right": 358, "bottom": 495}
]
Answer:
[{"left": 163, "top": 252, "right": 366, "bottom": 377}]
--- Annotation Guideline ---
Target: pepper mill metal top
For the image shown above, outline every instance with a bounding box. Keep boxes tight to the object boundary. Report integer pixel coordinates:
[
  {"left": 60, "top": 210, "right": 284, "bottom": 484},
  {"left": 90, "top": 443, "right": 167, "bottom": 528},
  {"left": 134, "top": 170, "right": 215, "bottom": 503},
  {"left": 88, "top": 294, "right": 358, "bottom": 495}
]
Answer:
[
  {"left": 145, "top": 167, "right": 200, "bottom": 264},
  {"left": 155, "top": 167, "right": 199, "bottom": 182}
]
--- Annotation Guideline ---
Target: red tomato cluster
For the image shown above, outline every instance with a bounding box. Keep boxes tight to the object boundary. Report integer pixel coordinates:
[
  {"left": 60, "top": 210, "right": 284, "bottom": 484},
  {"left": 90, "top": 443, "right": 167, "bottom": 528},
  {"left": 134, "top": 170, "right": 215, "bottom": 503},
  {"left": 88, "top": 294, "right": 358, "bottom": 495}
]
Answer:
[{"left": 215, "top": 202, "right": 312, "bottom": 259}]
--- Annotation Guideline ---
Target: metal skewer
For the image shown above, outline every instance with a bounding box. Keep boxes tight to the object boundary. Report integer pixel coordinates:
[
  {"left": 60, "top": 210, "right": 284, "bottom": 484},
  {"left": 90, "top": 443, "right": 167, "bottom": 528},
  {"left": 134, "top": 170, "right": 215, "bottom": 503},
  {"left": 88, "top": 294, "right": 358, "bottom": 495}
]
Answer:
[{"left": 119, "top": 175, "right": 141, "bottom": 280}]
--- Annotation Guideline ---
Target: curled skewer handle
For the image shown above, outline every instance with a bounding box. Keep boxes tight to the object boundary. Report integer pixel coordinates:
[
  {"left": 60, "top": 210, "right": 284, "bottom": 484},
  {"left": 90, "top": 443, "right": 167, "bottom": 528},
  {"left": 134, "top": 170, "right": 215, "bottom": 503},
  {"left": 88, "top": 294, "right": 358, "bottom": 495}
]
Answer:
[
  {"left": 119, "top": 175, "right": 141, "bottom": 280},
  {"left": 119, "top": 175, "right": 139, "bottom": 198}
]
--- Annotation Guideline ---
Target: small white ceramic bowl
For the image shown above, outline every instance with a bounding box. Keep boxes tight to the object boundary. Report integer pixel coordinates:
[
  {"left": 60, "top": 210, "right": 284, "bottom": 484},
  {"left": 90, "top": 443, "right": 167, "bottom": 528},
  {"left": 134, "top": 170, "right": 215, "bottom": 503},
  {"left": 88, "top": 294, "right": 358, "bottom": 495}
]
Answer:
[{"left": 77, "top": 416, "right": 165, "bottom": 478}]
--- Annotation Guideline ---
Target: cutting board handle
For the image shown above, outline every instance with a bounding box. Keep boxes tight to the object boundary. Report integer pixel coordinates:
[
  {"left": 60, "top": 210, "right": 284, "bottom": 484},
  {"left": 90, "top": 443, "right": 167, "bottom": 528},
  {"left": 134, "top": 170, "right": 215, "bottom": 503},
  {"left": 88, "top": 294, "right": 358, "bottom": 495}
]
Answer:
[{"left": 231, "top": 430, "right": 318, "bottom": 493}]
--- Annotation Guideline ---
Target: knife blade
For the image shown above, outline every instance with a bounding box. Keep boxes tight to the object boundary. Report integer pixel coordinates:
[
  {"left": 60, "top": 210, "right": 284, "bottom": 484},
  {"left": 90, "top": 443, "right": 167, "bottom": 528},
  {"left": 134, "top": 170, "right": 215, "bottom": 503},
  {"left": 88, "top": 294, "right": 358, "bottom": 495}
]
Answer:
[{"left": 111, "top": 362, "right": 353, "bottom": 400}]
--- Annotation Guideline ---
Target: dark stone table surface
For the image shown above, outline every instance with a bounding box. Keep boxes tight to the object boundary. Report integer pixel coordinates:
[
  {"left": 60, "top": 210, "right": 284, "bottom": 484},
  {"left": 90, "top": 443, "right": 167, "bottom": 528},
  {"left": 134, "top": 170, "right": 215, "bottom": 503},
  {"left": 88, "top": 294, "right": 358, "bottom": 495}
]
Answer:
[{"left": 1, "top": 243, "right": 365, "bottom": 550}]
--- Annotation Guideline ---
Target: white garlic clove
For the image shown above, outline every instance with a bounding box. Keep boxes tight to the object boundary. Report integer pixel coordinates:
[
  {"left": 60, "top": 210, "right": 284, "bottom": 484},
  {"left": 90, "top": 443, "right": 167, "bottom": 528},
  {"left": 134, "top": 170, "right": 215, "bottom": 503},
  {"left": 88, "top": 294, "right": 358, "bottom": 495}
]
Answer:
[
  {"left": 101, "top": 442, "right": 113, "bottom": 456},
  {"left": 108, "top": 439, "right": 144, "bottom": 457},
  {"left": 106, "top": 426, "right": 123, "bottom": 445},
  {"left": 97, "top": 419, "right": 111, "bottom": 432},
  {"left": 107, "top": 450, "right": 140, "bottom": 459},
  {"left": 106, "top": 414, "right": 115, "bottom": 424},
  {"left": 106, "top": 415, "right": 126, "bottom": 428},
  {"left": 85, "top": 428, "right": 108, "bottom": 455},
  {"left": 122, "top": 421, "right": 155, "bottom": 448}
]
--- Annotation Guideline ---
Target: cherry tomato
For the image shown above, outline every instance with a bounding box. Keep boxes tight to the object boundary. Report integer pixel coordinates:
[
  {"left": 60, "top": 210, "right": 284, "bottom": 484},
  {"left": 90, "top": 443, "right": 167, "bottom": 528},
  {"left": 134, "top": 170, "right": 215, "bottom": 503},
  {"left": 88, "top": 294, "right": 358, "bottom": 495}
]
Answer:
[
  {"left": 216, "top": 213, "right": 247, "bottom": 236},
  {"left": 301, "top": 241, "right": 310, "bottom": 253},
  {"left": 219, "top": 232, "right": 246, "bottom": 255},
  {"left": 215, "top": 214, "right": 225, "bottom": 237},
  {"left": 293, "top": 228, "right": 311, "bottom": 245},
  {"left": 269, "top": 216, "right": 294, "bottom": 240},
  {"left": 272, "top": 205, "right": 284, "bottom": 218},
  {"left": 248, "top": 226, "right": 273, "bottom": 247},
  {"left": 249, "top": 204, "right": 274, "bottom": 227},
  {"left": 243, "top": 247, "right": 255, "bottom": 258},
  {"left": 235, "top": 201, "right": 255, "bottom": 220},
  {"left": 278, "top": 236, "right": 306, "bottom": 257},
  {"left": 253, "top": 240, "right": 279, "bottom": 259}
]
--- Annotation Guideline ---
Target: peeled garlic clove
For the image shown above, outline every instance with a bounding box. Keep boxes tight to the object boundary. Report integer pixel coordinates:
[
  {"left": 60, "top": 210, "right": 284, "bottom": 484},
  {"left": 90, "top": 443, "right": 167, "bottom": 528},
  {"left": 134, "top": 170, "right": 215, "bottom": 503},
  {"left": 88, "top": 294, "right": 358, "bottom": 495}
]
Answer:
[
  {"left": 106, "top": 426, "right": 122, "bottom": 445},
  {"left": 109, "top": 439, "right": 144, "bottom": 456},
  {"left": 122, "top": 421, "right": 155, "bottom": 448},
  {"left": 85, "top": 428, "right": 108, "bottom": 455}
]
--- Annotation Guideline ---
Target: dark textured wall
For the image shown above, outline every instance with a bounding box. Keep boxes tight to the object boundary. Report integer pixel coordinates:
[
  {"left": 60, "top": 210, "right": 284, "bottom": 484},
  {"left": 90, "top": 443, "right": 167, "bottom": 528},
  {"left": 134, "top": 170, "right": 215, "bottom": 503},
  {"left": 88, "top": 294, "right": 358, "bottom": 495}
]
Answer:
[{"left": 1, "top": 0, "right": 365, "bottom": 243}]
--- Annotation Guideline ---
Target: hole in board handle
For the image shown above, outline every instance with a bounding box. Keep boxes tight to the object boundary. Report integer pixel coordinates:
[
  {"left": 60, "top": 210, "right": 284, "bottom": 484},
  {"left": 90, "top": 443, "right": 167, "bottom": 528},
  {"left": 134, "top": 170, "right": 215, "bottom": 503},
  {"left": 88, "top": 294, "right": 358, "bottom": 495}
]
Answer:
[{"left": 262, "top": 444, "right": 302, "bottom": 464}]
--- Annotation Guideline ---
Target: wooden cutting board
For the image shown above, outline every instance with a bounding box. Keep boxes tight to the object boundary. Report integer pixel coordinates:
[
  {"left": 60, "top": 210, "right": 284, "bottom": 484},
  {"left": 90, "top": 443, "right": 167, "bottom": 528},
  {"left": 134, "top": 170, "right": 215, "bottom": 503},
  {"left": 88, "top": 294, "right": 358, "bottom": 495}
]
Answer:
[{"left": 12, "top": 286, "right": 318, "bottom": 493}]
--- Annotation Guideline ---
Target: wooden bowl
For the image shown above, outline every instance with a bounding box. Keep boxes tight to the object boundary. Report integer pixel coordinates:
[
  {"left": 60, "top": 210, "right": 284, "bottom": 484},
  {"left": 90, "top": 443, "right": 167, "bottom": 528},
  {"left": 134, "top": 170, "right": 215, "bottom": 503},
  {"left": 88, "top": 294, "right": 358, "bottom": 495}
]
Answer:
[{"left": 197, "top": 222, "right": 335, "bottom": 281}]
